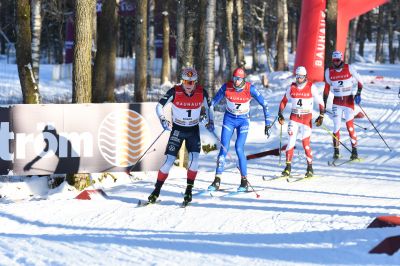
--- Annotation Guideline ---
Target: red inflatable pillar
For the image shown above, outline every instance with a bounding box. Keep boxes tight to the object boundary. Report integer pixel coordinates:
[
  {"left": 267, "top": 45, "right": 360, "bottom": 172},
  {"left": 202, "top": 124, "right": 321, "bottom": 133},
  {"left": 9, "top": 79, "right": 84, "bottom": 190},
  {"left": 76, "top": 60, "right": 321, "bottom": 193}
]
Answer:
[{"left": 294, "top": 0, "right": 326, "bottom": 82}]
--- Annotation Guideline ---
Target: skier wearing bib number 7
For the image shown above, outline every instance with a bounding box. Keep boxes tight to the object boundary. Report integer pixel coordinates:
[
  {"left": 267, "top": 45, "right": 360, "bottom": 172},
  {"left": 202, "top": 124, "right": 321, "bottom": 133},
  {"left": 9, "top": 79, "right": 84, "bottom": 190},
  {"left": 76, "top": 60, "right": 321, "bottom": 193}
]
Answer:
[
  {"left": 147, "top": 67, "right": 213, "bottom": 205},
  {"left": 208, "top": 67, "right": 272, "bottom": 192},
  {"left": 278, "top": 66, "right": 325, "bottom": 178}
]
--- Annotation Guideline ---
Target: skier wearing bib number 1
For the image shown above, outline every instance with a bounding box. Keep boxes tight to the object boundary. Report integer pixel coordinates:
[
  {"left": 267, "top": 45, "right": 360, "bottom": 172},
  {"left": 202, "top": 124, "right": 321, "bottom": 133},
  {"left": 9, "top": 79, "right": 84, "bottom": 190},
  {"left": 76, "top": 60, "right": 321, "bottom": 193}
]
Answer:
[
  {"left": 278, "top": 66, "right": 325, "bottom": 178},
  {"left": 208, "top": 67, "right": 272, "bottom": 192},
  {"left": 323, "top": 50, "right": 364, "bottom": 160},
  {"left": 147, "top": 67, "right": 213, "bottom": 205}
]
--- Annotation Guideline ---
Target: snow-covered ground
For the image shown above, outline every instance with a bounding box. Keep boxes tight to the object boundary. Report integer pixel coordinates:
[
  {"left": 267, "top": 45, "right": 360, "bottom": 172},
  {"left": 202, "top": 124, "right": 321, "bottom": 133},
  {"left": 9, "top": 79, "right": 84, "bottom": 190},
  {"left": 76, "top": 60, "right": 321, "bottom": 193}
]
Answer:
[{"left": 0, "top": 43, "right": 400, "bottom": 265}]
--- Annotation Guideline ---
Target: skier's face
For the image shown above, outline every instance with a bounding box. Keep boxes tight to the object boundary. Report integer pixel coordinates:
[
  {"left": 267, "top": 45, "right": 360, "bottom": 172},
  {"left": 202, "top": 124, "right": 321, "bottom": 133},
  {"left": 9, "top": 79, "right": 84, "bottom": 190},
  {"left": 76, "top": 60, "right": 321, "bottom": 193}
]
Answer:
[
  {"left": 182, "top": 79, "right": 196, "bottom": 95},
  {"left": 296, "top": 75, "right": 306, "bottom": 84},
  {"left": 332, "top": 58, "right": 342, "bottom": 68},
  {"left": 233, "top": 76, "right": 244, "bottom": 89}
]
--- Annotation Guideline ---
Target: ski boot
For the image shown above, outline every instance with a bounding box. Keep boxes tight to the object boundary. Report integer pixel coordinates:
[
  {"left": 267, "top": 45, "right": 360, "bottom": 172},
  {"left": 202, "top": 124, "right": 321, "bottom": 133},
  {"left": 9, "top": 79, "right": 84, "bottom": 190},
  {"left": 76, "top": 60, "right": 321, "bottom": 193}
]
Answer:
[
  {"left": 350, "top": 147, "right": 358, "bottom": 160},
  {"left": 281, "top": 163, "right": 291, "bottom": 177},
  {"left": 305, "top": 164, "right": 314, "bottom": 178},
  {"left": 208, "top": 176, "right": 221, "bottom": 191},
  {"left": 183, "top": 184, "right": 193, "bottom": 205},
  {"left": 333, "top": 147, "right": 340, "bottom": 160},
  {"left": 148, "top": 180, "right": 163, "bottom": 203},
  {"left": 237, "top": 176, "right": 249, "bottom": 192}
]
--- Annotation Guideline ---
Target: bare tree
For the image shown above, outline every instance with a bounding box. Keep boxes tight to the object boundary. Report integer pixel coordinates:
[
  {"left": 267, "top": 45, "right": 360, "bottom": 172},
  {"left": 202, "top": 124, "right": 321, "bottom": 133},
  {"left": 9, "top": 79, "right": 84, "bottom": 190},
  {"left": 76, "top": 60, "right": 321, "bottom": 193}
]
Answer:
[
  {"left": 147, "top": 0, "right": 155, "bottom": 88},
  {"left": 93, "top": 0, "right": 117, "bottom": 103},
  {"left": 325, "top": 0, "right": 337, "bottom": 69},
  {"left": 15, "top": 0, "right": 40, "bottom": 104},
  {"left": 204, "top": 0, "right": 216, "bottom": 93},
  {"left": 183, "top": 0, "right": 197, "bottom": 67},
  {"left": 375, "top": 5, "right": 384, "bottom": 63},
  {"left": 216, "top": 0, "right": 225, "bottom": 79},
  {"left": 134, "top": 0, "right": 148, "bottom": 102},
  {"left": 31, "top": 0, "right": 41, "bottom": 85},
  {"left": 195, "top": 0, "right": 207, "bottom": 82},
  {"left": 235, "top": 0, "right": 245, "bottom": 67},
  {"left": 161, "top": 10, "right": 170, "bottom": 84},
  {"left": 72, "top": 0, "right": 94, "bottom": 103},
  {"left": 176, "top": 0, "right": 185, "bottom": 76},
  {"left": 69, "top": 0, "right": 95, "bottom": 188},
  {"left": 225, "top": 0, "right": 235, "bottom": 79},
  {"left": 347, "top": 18, "right": 358, "bottom": 63},
  {"left": 275, "top": 0, "right": 288, "bottom": 71}
]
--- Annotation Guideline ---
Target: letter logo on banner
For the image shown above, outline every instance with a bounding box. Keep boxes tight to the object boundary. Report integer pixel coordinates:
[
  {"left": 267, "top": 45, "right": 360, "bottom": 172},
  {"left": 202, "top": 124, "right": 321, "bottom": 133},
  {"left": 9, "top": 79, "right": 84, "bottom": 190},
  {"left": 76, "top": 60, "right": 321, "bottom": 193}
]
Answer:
[{"left": 98, "top": 109, "right": 150, "bottom": 167}]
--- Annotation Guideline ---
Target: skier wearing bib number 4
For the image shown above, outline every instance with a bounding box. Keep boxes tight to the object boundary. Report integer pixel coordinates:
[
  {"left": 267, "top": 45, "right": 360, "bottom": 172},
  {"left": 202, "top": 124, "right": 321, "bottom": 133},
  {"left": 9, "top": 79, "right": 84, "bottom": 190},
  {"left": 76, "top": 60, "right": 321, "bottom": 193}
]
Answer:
[
  {"left": 323, "top": 51, "right": 364, "bottom": 160},
  {"left": 278, "top": 66, "right": 325, "bottom": 178},
  {"left": 147, "top": 67, "right": 213, "bottom": 205},
  {"left": 208, "top": 67, "right": 272, "bottom": 192}
]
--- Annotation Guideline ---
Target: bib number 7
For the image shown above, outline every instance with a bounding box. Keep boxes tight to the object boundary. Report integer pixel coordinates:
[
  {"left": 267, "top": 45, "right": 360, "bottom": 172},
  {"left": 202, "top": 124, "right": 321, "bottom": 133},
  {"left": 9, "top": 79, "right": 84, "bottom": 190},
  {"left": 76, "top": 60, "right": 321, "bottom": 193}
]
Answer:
[{"left": 235, "top": 103, "right": 242, "bottom": 109}]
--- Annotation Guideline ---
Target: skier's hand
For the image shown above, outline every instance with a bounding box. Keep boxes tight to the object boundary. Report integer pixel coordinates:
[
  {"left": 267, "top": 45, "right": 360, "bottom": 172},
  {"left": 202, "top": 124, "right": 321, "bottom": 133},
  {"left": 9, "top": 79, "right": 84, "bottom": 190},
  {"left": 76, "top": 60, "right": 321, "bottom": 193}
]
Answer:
[
  {"left": 206, "top": 120, "right": 215, "bottom": 132},
  {"left": 264, "top": 125, "right": 272, "bottom": 138},
  {"left": 354, "top": 94, "right": 361, "bottom": 104},
  {"left": 315, "top": 113, "right": 324, "bottom": 127},
  {"left": 278, "top": 112, "right": 285, "bottom": 125},
  {"left": 160, "top": 116, "right": 172, "bottom": 131}
]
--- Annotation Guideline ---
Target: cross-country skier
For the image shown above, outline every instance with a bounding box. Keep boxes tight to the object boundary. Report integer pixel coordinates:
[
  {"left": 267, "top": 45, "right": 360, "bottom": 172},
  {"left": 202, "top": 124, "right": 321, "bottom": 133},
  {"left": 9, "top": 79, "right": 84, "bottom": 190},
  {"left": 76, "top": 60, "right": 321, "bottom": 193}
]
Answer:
[
  {"left": 278, "top": 66, "right": 325, "bottom": 178},
  {"left": 147, "top": 67, "right": 213, "bottom": 204},
  {"left": 323, "top": 51, "right": 364, "bottom": 160},
  {"left": 208, "top": 67, "right": 271, "bottom": 192}
]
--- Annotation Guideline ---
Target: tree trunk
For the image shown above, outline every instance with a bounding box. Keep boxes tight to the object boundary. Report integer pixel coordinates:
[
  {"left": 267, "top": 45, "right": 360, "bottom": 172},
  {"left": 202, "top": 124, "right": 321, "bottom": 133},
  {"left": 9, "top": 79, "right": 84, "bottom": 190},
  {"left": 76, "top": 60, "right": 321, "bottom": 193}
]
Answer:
[
  {"left": 134, "top": 0, "right": 148, "bottom": 102},
  {"left": 70, "top": 0, "right": 95, "bottom": 189},
  {"left": 251, "top": 25, "right": 258, "bottom": 71},
  {"left": 147, "top": 0, "right": 155, "bottom": 89},
  {"left": 195, "top": 0, "right": 207, "bottom": 83},
  {"left": 325, "top": 0, "right": 337, "bottom": 69},
  {"left": 261, "top": 2, "right": 273, "bottom": 72},
  {"left": 16, "top": 0, "right": 41, "bottom": 104},
  {"left": 375, "top": 5, "right": 384, "bottom": 63},
  {"left": 183, "top": 0, "right": 197, "bottom": 67},
  {"left": 235, "top": 0, "right": 245, "bottom": 67},
  {"left": 161, "top": 10, "right": 170, "bottom": 84},
  {"left": 93, "top": 0, "right": 117, "bottom": 103},
  {"left": 225, "top": 0, "right": 235, "bottom": 80},
  {"left": 347, "top": 18, "right": 358, "bottom": 63},
  {"left": 216, "top": 0, "right": 225, "bottom": 79},
  {"left": 275, "top": 0, "right": 288, "bottom": 71},
  {"left": 72, "top": 0, "right": 94, "bottom": 103},
  {"left": 176, "top": 0, "right": 185, "bottom": 77},
  {"left": 204, "top": 0, "right": 216, "bottom": 92},
  {"left": 31, "top": 0, "right": 41, "bottom": 85},
  {"left": 358, "top": 14, "right": 366, "bottom": 57},
  {"left": 387, "top": 3, "right": 395, "bottom": 64}
]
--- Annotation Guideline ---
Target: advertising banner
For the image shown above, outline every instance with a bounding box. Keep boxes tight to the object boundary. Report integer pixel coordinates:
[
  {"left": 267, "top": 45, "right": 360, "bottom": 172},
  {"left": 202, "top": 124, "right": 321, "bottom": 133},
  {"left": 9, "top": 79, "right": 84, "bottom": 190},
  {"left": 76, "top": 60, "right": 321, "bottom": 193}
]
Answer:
[{"left": 0, "top": 103, "right": 169, "bottom": 175}]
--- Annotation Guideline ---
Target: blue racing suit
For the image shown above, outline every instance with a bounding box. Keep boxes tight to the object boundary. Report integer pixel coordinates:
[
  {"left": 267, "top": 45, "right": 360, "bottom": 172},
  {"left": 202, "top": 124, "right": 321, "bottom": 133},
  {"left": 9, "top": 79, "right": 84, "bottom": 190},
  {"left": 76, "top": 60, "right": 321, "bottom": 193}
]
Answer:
[{"left": 212, "top": 81, "right": 270, "bottom": 177}]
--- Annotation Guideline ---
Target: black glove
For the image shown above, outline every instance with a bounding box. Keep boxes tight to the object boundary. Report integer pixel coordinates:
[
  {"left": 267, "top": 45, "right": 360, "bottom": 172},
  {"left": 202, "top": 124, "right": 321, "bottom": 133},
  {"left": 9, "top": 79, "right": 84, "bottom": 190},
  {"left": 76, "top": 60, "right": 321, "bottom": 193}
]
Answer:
[
  {"left": 264, "top": 125, "right": 272, "bottom": 138},
  {"left": 278, "top": 112, "right": 284, "bottom": 125},
  {"left": 315, "top": 113, "right": 324, "bottom": 127}
]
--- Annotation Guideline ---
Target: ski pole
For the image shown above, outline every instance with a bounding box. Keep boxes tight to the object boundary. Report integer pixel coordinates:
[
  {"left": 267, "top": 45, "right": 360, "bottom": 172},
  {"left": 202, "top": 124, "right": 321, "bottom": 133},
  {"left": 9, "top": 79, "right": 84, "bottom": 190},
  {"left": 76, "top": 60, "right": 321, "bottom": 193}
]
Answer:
[
  {"left": 211, "top": 130, "right": 260, "bottom": 198},
  {"left": 278, "top": 123, "right": 283, "bottom": 166},
  {"left": 126, "top": 129, "right": 166, "bottom": 174},
  {"left": 358, "top": 104, "right": 392, "bottom": 151},
  {"left": 325, "top": 110, "right": 367, "bottom": 130},
  {"left": 320, "top": 124, "right": 352, "bottom": 153}
]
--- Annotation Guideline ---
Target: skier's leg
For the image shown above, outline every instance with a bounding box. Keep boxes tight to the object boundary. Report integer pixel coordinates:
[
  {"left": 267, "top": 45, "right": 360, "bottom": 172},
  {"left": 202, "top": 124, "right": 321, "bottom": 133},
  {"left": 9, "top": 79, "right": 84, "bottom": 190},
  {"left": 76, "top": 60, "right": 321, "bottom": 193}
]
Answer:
[
  {"left": 344, "top": 106, "right": 358, "bottom": 159},
  {"left": 234, "top": 120, "right": 249, "bottom": 177},
  {"left": 332, "top": 104, "right": 342, "bottom": 158},
  {"left": 282, "top": 120, "right": 298, "bottom": 176}
]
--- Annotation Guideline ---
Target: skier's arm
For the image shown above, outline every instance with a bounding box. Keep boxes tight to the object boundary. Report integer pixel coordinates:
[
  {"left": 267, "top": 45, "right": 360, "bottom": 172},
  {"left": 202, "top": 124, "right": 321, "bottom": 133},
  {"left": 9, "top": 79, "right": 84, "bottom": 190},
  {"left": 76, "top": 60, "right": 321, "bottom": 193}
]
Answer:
[
  {"left": 210, "top": 83, "right": 227, "bottom": 108},
  {"left": 311, "top": 84, "right": 325, "bottom": 114},
  {"left": 202, "top": 89, "right": 214, "bottom": 122},
  {"left": 323, "top": 68, "right": 331, "bottom": 108},
  {"left": 349, "top": 64, "right": 363, "bottom": 96},
  {"left": 279, "top": 87, "right": 291, "bottom": 113},
  {"left": 250, "top": 85, "right": 270, "bottom": 124},
  {"left": 156, "top": 87, "right": 174, "bottom": 119}
]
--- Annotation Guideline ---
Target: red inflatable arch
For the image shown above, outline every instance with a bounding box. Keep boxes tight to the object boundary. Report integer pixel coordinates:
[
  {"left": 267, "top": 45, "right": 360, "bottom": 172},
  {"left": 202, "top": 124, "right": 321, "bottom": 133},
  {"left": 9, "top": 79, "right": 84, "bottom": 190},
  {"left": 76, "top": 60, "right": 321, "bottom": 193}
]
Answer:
[{"left": 294, "top": 0, "right": 388, "bottom": 82}]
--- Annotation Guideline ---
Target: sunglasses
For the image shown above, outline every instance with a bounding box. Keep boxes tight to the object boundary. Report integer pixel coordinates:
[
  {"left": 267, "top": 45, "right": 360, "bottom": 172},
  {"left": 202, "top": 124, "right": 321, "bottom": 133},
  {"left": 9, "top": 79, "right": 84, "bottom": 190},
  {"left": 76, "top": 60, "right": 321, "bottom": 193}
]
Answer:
[
  {"left": 233, "top": 76, "right": 244, "bottom": 82},
  {"left": 183, "top": 80, "right": 195, "bottom": 85},
  {"left": 296, "top": 75, "right": 306, "bottom": 79}
]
